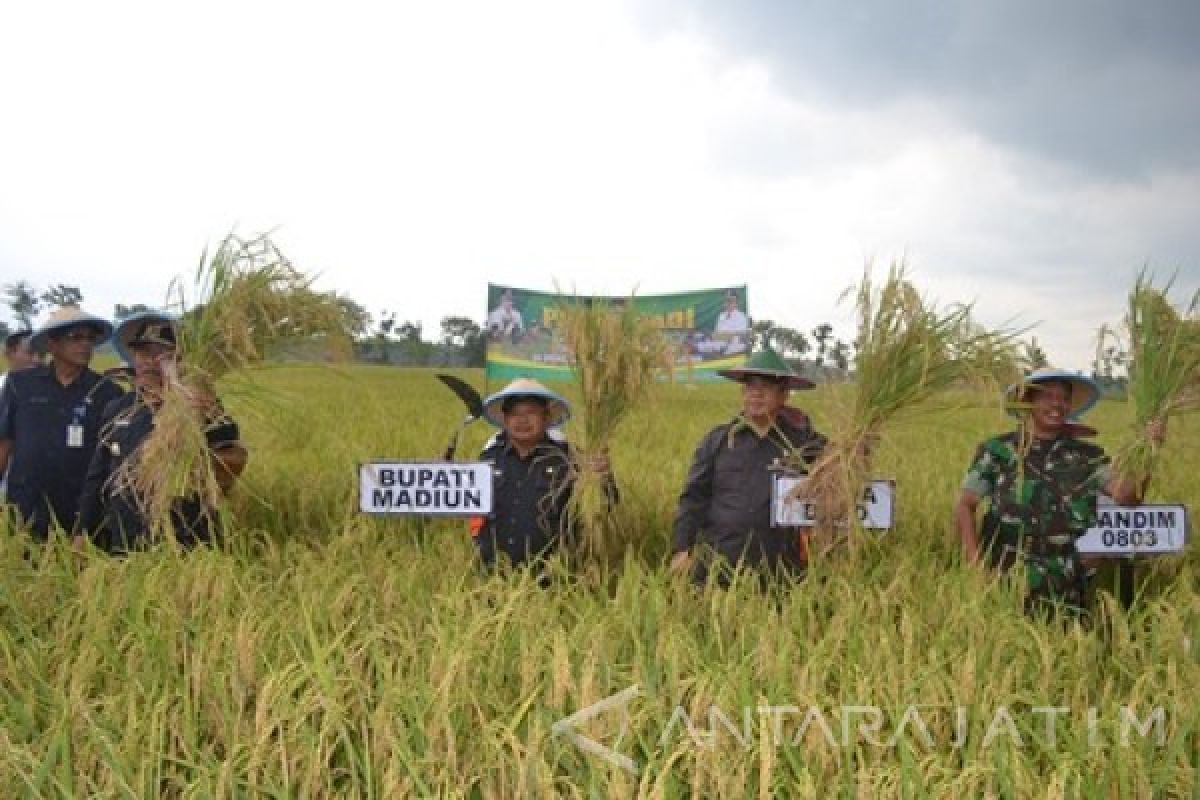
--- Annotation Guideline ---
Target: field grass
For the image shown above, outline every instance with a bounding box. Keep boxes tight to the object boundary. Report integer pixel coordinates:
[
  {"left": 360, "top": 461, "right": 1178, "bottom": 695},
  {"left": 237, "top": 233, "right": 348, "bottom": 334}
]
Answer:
[{"left": 1, "top": 365, "right": 1196, "bottom": 798}]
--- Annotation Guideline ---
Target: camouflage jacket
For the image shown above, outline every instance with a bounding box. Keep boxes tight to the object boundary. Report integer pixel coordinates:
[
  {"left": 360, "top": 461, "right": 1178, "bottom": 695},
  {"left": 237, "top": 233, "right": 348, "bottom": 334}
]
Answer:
[
  {"left": 962, "top": 431, "right": 1112, "bottom": 610},
  {"left": 963, "top": 431, "right": 1112, "bottom": 558}
]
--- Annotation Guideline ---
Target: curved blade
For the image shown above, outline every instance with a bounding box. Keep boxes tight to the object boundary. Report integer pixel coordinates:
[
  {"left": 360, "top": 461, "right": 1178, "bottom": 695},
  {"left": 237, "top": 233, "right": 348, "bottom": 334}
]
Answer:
[{"left": 436, "top": 373, "right": 485, "bottom": 419}]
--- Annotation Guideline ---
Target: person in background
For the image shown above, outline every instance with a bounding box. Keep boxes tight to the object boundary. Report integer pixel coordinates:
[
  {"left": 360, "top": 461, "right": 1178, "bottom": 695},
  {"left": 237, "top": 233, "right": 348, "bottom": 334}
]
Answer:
[
  {"left": 2, "top": 330, "right": 39, "bottom": 387},
  {"left": 1, "top": 330, "right": 38, "bottom": 499},
  {"left": 0, "top": 308, "right": 123, "bottom": 539}
]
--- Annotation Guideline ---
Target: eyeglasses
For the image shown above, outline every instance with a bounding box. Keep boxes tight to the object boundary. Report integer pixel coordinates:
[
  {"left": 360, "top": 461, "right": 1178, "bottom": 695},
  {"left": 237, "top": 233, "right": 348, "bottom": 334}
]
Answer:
[{"left": 58, "top": 330, "right": 100, "bottom": 343}]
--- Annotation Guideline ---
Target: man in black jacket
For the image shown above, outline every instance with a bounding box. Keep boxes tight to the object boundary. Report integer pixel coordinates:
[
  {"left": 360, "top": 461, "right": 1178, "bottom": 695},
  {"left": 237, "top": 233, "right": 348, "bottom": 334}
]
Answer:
[
  {"left": 470, "top": 378, "right": 614, "bottom": 582},
  {"left": 670, "top": 348, "right": 826, "bottom": 586},
  {"left": 76, "top": 311, "right": 247, "bottom": 554}
]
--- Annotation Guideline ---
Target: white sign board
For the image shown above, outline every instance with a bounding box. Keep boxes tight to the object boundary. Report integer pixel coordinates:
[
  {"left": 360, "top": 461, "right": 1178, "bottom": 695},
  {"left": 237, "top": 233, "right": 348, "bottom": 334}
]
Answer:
[
  {"left": 359, "top": 461, "right": 493, "bottom": 515},
  {"left": 772, "top": 477, "right": 895, "bottom": 530},
  {"left": 1075, "top": 503, "right": 1188, "bottom": 556}
]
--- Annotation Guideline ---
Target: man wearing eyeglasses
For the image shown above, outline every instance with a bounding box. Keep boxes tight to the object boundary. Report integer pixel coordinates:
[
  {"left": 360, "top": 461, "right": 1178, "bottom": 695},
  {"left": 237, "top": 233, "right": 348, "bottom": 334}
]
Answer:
[{"left": 0, "top": 307, "right": 124, "bottom": 541}]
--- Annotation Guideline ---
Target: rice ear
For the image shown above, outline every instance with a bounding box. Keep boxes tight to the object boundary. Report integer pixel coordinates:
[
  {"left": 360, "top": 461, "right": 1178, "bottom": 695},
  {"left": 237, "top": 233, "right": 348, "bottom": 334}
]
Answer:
[
  {"left": 113, "top": 232, "right": 353, "bottom": 543},
  {"left": 805, "top": 262, "right": 1021, "bottom": 551},
  {"left": 1113, "top": 271, "right": 1200, "bottom": 490},
  {"left": 554, "top": 294, "right": 675, "bottom": 574}
]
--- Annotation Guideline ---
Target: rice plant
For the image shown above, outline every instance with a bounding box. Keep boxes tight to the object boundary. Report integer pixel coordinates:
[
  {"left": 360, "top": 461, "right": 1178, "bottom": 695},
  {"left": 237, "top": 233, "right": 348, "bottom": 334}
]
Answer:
[
  {"left": 556, "top": 295, "right": 675, "bottom": 571},
  {"left": 1111, "top": 273, "right": 1200, "bottom": 490},
  {"left": 0, "top": 365, "right": 1195, "bottom": 798},
  {"left": 111, "top": 232, "right": 353, "bottom": 542},
  {"left": 801, "top": 264, "right": 1021, "bottom": 551}
]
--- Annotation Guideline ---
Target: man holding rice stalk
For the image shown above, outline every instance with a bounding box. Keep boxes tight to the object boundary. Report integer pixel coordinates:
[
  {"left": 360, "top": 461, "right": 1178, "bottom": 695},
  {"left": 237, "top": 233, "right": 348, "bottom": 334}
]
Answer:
[
  {"left": 955, "top": 368, "right": 1166, "bottom": 616},
  {"left": 670, "top": 348, "right": 826, "bottom": 586},
  {"left": 0, "top": 307, "right": 124, "bottom": 541},
  {"left": 469, "top": 378, "right": 616, "bottom": 584},
  {"left": 75, "top": 311, "right": 248, "bottom": 554}
]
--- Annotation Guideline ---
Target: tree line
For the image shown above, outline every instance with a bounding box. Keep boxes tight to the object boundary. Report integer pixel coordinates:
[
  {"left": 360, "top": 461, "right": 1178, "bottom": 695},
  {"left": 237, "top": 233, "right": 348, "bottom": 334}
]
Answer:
[{"left": 2, "top": 280, "right": 1119, "bottom": 381}]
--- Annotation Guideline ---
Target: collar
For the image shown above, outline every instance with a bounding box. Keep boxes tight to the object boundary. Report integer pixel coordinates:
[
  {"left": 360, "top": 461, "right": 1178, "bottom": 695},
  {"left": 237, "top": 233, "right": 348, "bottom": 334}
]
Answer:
[
  {"left": 727, "top": 413, "right": 804, "bottom": 452},
  {"left": 32, "top": 364, "right": 98, "bottom": 387},
  {"left": 741, "top": 416, "right": 773, "bottom": 438},
  {"left": 500, "top": 433, "right": 558, "bottom": 457},
  {"left": 731, "top": 411, "right": 805, "bottom": 436}
]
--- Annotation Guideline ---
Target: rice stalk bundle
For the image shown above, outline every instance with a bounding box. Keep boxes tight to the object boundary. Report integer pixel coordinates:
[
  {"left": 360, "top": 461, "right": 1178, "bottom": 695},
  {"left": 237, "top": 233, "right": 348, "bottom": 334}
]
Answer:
[
  {"left": 114, "top": 232, "right": 354, "bottom": 541},
  {"left": 178, "top": 233, "right": 354, "bottom": 376},
  {"left": 1112, "top": 273, "right": 1200, "bottom": 489},
  {"left": 801, "top": 263, "right": 1019, "bottom": 552},
  {"left": 557, "top": 295, "right": 675, "bottom": 570}
]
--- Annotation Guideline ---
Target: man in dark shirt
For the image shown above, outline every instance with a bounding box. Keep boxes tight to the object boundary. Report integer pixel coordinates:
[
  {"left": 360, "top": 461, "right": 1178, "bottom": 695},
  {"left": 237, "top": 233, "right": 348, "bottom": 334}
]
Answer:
[
  {"left": 76, "top": 311, "right": 247, "bottom": 554},
  {"left": 0, "top": 307, "right": 122, "bottom": 539},
  {"left": 470, "top": 378, "right": 614, "bottom": 581},
  {"left": 671, "top": 348, "right": 826, "bottom": 586},
  {"left": 956, "top": 367, "right": 1165, "bottom": 616},
  {"left": 1, "top": 330, "right": 39, "bottom": 499},
  {"left": 2, "top": 329, "right": 39, "bottom": 379}
]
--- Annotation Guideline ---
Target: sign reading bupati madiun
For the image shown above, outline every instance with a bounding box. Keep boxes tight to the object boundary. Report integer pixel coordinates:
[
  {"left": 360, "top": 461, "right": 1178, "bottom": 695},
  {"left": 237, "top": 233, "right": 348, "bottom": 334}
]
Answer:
[{"left": 360, "top": 462, "right": 493, "bottom": 515}]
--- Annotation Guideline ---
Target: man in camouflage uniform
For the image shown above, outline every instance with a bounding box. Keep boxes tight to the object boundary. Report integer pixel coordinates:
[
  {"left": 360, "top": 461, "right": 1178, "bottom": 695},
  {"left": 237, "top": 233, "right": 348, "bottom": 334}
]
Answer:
[{"left": 955, "top": 368, "right": 1165, "bottom": 616}]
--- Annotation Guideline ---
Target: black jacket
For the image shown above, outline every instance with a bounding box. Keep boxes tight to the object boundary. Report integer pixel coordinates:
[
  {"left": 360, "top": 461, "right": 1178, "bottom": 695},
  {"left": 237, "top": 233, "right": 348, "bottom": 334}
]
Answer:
[
  {"left": 77, "top": 392, "right": 240, "bottom": 554},
  {"left": 672, "top": 412, "right": 826, "bottom": 577},
  {"left": 475, "top": 432, "right": 618, "bottom": 568},
  {"left": 0, "top": 365, "right": 123, "bottom": 538}
]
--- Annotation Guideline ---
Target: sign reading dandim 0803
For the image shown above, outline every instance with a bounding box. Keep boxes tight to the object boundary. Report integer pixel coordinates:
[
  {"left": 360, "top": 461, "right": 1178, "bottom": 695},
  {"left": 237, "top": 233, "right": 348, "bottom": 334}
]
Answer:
[{"left": 1076, "top": 503, "right": 1188, "bottom": 556}]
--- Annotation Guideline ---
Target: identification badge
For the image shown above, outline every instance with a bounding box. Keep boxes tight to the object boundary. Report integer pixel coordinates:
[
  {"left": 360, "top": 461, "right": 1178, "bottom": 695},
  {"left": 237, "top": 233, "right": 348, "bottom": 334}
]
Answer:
[{"left": 67, "top": 424, "right": 84, "bottom": 448}]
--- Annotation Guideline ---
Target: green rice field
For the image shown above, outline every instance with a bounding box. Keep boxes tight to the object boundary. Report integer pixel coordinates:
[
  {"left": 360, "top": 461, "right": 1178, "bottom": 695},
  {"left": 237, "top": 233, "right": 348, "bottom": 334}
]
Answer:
[{"left": 1, "top": 366, "right": 1196, "bottom": 798}]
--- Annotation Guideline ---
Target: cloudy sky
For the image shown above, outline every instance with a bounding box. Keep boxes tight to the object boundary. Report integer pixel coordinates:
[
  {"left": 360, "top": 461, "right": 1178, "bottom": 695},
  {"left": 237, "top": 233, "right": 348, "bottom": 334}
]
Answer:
[{"left": 1, "top": 0, "right": 1197, "bottom": 369}]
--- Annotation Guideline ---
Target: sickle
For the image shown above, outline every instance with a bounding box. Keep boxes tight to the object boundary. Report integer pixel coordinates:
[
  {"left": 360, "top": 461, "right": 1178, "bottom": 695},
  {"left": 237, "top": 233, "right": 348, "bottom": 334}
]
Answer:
[{"left": 436, "top": 374, "right": 485, "bottom": 459}]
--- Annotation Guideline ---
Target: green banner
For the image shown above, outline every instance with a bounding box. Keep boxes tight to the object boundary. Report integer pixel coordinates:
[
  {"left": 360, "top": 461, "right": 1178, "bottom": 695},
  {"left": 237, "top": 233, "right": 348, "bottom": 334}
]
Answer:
[{"left": 485, "top": 284, "right": 750, "bottom": 383}]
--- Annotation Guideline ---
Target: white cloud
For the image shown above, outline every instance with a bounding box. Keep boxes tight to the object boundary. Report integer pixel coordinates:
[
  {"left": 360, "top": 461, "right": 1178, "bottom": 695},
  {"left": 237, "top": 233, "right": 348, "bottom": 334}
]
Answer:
[{"left": 0, "top": 0, "right": 1195, "bottom": 371}]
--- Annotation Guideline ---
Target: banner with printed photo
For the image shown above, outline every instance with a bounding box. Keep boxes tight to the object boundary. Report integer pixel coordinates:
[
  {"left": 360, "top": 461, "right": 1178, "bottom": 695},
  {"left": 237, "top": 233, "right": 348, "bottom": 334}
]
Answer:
[{"left": 485, "top": 284, "right": 751, "bottom": 383}]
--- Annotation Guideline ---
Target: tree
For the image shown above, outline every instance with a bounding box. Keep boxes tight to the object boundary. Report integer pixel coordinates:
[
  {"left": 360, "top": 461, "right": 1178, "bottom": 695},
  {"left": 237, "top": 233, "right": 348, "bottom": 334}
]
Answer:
[
  {"left": 4, "top": 281, "right": 41, "bottom": 329},
  {"left": 41, "top": 284, "right": 83, "bottom": 308},
  {"left": 377, "top": 311, "right": 396, "bottom": 337},
  {"left": 1102, "top": 345, "right": 1127, "bottom": 380},
  {"left": 114, "top": 303, "right": 152, "bottom": 319},
  {"left": 751, "top": 319, "right": 778, "bottom": 350},
  {"left": 333, "top": 293, "right": 372, "bottom": 339},
  {"left": 397, "top": 320, "right": 423, "bottom": 342},
  {"left": 440, "top": 315, "right": 486, "bottom": 367},
  {"left": 370, "top": 310, "right": 397, "bottom": 362},
  {"left": 0, "top": 319, "right": 10, "bottom": 339},
  {"left": 394, "top": 320, "right": 433, "bottom": 365},
  {"left": 811, "top": 323, "right": 833, "bottom": 367},
  {"left": 829, "top": 339, "right": 850, "bottom": 371},
  {"left": 440, "top": 316, "right": 479, "bottom": 347},
  {"left": 774, "top": 327, "right": 810, "bottom": 360}
]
